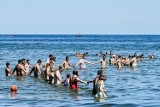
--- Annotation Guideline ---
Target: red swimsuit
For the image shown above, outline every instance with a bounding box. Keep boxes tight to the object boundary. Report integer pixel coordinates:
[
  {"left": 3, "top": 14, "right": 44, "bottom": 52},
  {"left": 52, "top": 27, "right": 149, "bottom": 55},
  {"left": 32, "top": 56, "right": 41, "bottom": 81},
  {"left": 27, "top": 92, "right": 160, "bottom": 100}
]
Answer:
[{"left": 71, "top": 77, "right": 78, "bottom": 89}]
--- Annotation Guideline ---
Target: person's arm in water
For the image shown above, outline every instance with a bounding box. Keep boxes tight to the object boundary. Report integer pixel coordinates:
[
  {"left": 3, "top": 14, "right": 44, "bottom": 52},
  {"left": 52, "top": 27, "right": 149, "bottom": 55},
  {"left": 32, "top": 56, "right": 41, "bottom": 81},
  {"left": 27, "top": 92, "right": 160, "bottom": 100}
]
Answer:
[
  {"left": 92, "top": 59, "right": 101, "bottom": 64},
  {"left": 28, "top": 67, "right": 34, "bottom": 76}
]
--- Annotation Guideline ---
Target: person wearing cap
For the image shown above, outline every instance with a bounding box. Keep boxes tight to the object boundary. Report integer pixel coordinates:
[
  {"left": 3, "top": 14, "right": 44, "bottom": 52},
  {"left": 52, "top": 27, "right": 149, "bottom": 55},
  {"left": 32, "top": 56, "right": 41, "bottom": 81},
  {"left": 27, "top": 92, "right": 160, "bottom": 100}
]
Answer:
[
  {"left": 95, "top": 73, "right": 107, "bottom": 98},
  {"left": 75, "top": 55, "right": 92, "bottom": 70},
  {"left": 29, "top": 59, "right": 42, "bottom": 77},
  {"left": 5, "top": 62, "right": 12, "bottom": 76}
]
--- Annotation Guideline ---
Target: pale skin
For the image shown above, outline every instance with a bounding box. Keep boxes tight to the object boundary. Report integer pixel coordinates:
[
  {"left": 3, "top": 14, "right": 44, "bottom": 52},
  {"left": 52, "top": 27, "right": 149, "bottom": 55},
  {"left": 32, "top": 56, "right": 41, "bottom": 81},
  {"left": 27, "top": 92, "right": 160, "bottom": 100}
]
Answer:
[
  {"left": 115, "top": 57, "right": 122, "bottom": 69},
  {"left": 93, "top": 56, "right": 107, "bottom": 69}
]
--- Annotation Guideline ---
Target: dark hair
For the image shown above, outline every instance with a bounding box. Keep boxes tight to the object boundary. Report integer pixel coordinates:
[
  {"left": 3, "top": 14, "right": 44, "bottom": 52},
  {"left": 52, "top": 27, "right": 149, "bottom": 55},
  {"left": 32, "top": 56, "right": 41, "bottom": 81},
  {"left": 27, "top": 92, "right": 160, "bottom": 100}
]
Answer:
[
  {"left": 97, "top": 70, "right": 102, "bottom": 75},
  {"left": 6, "top": 62, "right": 10, "bottom": 66},
  {"left": 99, "top": 74, "right": 107, "bottom": 80},
  {"left": 18, "top": 59, "right": 22, "bottom": 64},
  {"left": 37, "top": 59, "right": 42, "bottom": 63},
  {"left": 49, "top": 54, "right": 53, "bottom": 58},
  {"left": 66, "top": 73, "right": 71, "bottom": 78},
  {"left": 73, "top": 69, "right": 78, "bottom": 76}
]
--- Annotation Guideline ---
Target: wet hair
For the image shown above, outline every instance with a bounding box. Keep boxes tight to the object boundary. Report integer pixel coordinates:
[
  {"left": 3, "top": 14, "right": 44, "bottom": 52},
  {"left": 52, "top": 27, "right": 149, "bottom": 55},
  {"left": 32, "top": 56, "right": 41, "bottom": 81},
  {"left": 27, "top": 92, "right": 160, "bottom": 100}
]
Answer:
[
  {"left": 6, "top": 62, "right": 10, "bottom": 66},
  {"left": 18, "top": 59, "right": 22, "bottom": 64},
  {"left": 66, "top": 56, "right": 69, "bottom": 60},
  {"left": 37, "top": 59, "right": 42, "bottom": 63},
  {"left": 66, "top": 73, "right": 71, "bottom": 78},
  {"left": 97, "top": 70, "right": 102, "bottom": 75},
  {"left": 49, "top": 54, "right": 53, "bottom": 58},
  {"left": 59, "top": 66, "right": 62, "bottom": 69},
  {"left": 99, "top": 74, "right": 107, "bottom": 80},
  {"left": 26, "top": 59, "right": 30, "bottom": 62},
  {"left": 73, "top": 69, "right": 78, "bottom": 76}
]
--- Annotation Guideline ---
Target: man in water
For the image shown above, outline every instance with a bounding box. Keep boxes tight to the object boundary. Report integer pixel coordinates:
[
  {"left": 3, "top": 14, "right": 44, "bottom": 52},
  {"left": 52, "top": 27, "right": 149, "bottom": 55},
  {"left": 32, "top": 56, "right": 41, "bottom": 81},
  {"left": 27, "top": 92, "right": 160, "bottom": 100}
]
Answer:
[
  {"left": 5, "top": 62, "right": 12, "bottom": 76},
  {"left": 93, "top": 55, "right": 107, "bottom": 69},
  {"left": 53, "top": 66, "right": 63, "bottom": 85},
  {"left": 61, "top": 56, "right": 73, "bottom": 70},
  {"left": 29, "top": 59, "right": 42, "bottom": 77},
  {"left": 12, "top": 59, "right": 27, "bottom": 76}
]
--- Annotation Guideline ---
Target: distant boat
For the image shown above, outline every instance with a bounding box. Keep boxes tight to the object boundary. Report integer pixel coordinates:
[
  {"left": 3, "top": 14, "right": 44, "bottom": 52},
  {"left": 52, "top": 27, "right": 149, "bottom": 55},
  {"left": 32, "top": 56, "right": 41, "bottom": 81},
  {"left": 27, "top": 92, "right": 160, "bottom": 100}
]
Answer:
[{"left": 76, "top": 34, "right": 82, "bottom": 37}]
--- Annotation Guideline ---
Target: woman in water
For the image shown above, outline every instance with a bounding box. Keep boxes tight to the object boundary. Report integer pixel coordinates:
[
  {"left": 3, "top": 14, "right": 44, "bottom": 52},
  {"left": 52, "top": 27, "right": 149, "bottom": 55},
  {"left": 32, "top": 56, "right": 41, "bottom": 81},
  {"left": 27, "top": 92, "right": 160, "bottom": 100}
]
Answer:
[
  {"left": 75, "top": 55, "right": 92, "bottom": 70},
  {"left": 70, "top": 69, "right": 87, "bottom": 89},
  {"left": 95, "top": 73, "right": 107, "bottom": 99}
]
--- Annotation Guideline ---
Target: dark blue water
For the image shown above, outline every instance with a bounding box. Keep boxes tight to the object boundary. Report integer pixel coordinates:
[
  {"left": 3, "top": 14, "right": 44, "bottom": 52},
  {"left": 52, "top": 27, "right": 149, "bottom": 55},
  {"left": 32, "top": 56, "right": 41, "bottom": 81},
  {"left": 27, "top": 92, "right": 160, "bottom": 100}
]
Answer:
[{"left": 0, "top": 35, "right": 160, "bottom": 107}]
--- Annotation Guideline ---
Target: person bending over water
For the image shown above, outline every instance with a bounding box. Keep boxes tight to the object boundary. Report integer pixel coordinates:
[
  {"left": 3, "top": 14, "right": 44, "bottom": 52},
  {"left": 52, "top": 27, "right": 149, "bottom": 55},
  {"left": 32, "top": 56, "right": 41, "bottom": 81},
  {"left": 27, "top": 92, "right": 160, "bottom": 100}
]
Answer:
[
  {"left": 29, "top": 59, "right": 42, "bottom": 77},
  {"left": 5, "top": 62, "right": 12, "bottom": 76},
  {"left": 75, "top": 55, "right": 92, "bottom": 70},
  {"left": 71, "top": 69, "right": 87, "bottom": 89},
  {"left": 12, "top": 60, "right": 27, "bottom": 76}
]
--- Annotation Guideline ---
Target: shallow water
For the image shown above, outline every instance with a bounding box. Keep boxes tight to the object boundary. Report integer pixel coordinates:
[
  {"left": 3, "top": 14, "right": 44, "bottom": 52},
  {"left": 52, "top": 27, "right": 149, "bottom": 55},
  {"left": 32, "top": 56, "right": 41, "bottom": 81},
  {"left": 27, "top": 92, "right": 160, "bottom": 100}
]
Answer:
[{"left": 0, "top": 35, "right": 160, "bottom": 107}]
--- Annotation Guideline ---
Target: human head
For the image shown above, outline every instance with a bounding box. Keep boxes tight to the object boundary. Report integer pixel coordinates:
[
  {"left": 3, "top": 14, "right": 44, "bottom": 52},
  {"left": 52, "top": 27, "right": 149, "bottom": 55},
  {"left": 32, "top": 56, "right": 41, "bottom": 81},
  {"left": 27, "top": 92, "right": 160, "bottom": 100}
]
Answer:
[
  {"left": 99, "top": 74, "right": 107, "bottom": 81},
  {"left": 73, "top": 69, "right": 78, "bottom": 76},
  {"left": 66, "top": 56, "right": 69, "bottom": 61},
  {"left": 59, "top": 66, "right": 63, "bottom": 72},
  {"left": 97, "top": 70, "right": 103, "bottom": 75},
  {"left": 6, "top": 62, "right": 10, "bottom": 66},
  {"left": 37, "top": 59, "right": 42, "bottom": 64},
  {"left": 49, "top": 54, "right": 53, "bottom": 58},
  {"left": 66, "top": 73, "right": 71, "bottom": 78}
]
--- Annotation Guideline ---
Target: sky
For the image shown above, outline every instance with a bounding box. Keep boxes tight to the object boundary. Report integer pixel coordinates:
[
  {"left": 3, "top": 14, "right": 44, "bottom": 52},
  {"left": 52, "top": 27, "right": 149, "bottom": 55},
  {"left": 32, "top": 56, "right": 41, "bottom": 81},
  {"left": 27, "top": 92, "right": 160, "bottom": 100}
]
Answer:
[{"left": 0, "top": 0, "right": 160, "bottom": 34}]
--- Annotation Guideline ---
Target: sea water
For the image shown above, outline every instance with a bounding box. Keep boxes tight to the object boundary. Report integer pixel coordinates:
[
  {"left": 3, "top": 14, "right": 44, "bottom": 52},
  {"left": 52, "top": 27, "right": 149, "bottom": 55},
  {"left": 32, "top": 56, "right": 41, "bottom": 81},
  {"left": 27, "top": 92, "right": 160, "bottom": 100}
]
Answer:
[{"left": 0, "top": 35, "right": 160, "bottom": 107}]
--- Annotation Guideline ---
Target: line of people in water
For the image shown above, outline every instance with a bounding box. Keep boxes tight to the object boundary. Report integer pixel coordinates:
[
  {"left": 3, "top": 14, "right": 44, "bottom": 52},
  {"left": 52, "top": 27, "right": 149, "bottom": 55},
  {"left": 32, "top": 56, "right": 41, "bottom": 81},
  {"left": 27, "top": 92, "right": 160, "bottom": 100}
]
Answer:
[{"left": 5, "top": 51, "right": 155, "bottom": 98}]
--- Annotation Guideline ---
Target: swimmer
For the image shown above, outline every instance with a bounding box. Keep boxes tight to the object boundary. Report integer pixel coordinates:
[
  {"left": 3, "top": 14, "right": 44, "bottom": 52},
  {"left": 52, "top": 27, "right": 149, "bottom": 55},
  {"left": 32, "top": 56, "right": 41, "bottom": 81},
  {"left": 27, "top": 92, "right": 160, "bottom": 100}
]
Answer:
[
  {"left": 95, "top": 73, "right": 107, "bottom": 99},
  {"left": 5, "top": 62, "right": 12, "bottom": 76},
  {"left": 70, "top": 69, "right": 87, "bottom": 89},
  {"left": 46, "top": 54, "right": 53, "bottom": 64},
  {"left": 25, "top": 59, "right": 31, "bottom": 74},
  {"left": 53, "top": 66, "right": 63, "bottom": 85},
  {"left": 130, "top": 54, "right": 137, "bottom": 68},
  {"left": 115, "top": 55, "right": 122, "bottom": 69},
  {"left": 12, "top": 59, "right": 27, "bottom": 76},
  {"left": 75, "top": 55, "right": 92, "bottom": 70},
  {"left": 29, "top": 59, "right": 42, "bottom": 77},
  {"left": 87, "top": 70, "right": 103, "bottom": 95},
  {"left": 61, "top": 56, "right": 73, "bottom": 70},
  {"left": 62, "top": 73, "right": 71, "bottom": 86},
  {"left": 109, "top": 55, "right": 115, "bottom": 65},
  {"left": 96, "top": 51, "right": 102, "bottom": 56},
  {"left": 93, "top": 55, "right": 107, "bottom": 69}
]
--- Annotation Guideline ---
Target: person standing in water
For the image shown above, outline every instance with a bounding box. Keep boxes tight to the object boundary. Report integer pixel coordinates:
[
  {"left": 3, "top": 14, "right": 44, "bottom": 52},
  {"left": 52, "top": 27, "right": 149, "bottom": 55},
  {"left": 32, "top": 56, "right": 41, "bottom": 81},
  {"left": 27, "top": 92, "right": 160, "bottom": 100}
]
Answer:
[
  {"left": 93, "top": 55, "right": 107, "bottom": 69},
  {"left": 12, "top": 59, "right": 27, "bottom": 76},
  {"left": 115, "top": 55, "right": 122, "bottom": 69},
  {"left": 25, "top": 59, "right": 31, "bottom": 74},
  {"left": 70, "top": 69, "right": 87, "bottom": 89},
  {"left": 53, "top": 66, "right": 63, "bottom": 85},
  {"left": 5, "top": 62, "right": 12, "bottom": 76},
  {"left": 75, "top": 55, "right": 92, "bottom": 70},
  {"left": 130, "top": 54, "right": 137, "bottom": 68},
  {"left": 29, "top": 59, "right": 42, "bottom": 77},
  {"left": 95, "top": 73, "right": 107, "bottom": 99},
  {"left": 61, "top": 56, "right": 73, "bottom": 70},
  {"left": 87, "top": 70, "right": 103, "bottom": 95}
]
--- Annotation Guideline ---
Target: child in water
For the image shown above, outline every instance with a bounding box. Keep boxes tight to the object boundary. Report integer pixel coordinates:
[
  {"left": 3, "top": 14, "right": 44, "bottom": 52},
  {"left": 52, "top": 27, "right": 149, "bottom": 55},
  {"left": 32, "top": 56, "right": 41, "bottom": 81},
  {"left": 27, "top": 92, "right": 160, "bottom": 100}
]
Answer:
[
  {"left": 5, "top": 62, "right": 12, "bottom": 76},
  {"left": 63, "top": 73, "right": 71, "bottom": 86}
]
